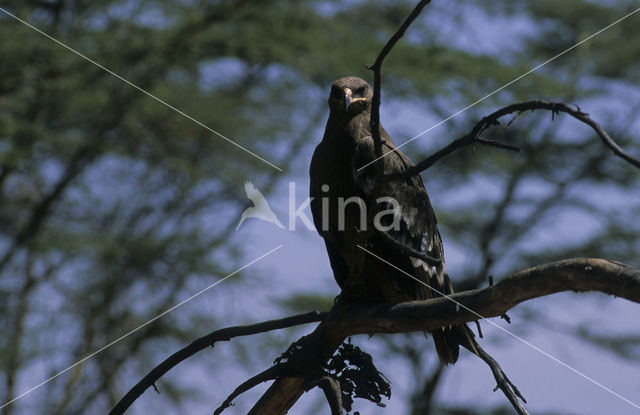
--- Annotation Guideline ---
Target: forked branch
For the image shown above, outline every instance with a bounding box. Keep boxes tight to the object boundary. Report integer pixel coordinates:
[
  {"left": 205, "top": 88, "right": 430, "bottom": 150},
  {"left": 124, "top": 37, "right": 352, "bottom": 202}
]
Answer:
[
  {"left": 110, "top": 311, "right": 325, "bottom": 415},
  {"left": 113, "top": 259, "right": 639, "bottom": 414},
  {"left": 247, "top": 258, "right": 640, "bottom": 414},
  {"left": 470, "top": 343, "right": 528, "bottom": 415},
  {"left": 386, "top": 100, "right": 640, "bottom": 180}
]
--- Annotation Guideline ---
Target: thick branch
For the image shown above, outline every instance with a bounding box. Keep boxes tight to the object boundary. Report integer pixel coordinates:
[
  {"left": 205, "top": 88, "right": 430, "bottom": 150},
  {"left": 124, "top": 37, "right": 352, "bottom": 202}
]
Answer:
[
  {"left": 249, "top": 258, "right": 640, "bottom": 414},
  {"left": 110, "top": 311, "right": 325, "bottom": 414},
  {"left": 387, "top": 100, "right": 640, "bottom": 180},
  {"left": 340, "top": 258, "right": 639, "bottom": 334},
  {"left": 248, "top": 320, "right": 347, "bottom": 415}
]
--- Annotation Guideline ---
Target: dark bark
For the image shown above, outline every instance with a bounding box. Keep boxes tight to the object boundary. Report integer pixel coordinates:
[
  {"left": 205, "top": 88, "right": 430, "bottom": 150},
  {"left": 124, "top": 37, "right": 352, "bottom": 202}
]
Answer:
[
  {"left": 109, "top": 311, "right": 325, "bottom": 415},
  {"left": 385, "top": 100, "right": 640, "bottom": 181},
  {"left": 246, "top": 258, "right": 639, "bottom": 414}
]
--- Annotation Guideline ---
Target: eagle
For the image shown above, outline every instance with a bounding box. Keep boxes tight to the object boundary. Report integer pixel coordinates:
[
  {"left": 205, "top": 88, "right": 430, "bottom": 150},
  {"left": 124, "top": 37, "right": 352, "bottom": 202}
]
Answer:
[{"left": 310, "top": 76, "right": 473, "bottom": 364}]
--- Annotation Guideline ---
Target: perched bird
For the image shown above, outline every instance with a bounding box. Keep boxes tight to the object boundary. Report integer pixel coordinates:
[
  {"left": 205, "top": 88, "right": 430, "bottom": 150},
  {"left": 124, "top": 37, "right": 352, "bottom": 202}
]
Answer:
[
  {"left": 310, "top": 76, "right": 474, "bottom": 364},
  {"left": 236, "top": 181, "right": 285, "bottom": 230}
]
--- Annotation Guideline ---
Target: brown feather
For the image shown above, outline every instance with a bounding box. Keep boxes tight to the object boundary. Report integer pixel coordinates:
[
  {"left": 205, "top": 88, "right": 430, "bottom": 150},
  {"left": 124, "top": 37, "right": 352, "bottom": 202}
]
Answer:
[{"left": 311, "top": 77, "right": 471, "bottom": 364}]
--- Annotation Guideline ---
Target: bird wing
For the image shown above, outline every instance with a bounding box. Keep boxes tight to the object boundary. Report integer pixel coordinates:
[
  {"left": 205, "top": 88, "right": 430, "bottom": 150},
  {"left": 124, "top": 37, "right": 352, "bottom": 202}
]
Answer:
[
  {"left": 351, "top": 132, "right": 447, "bottom": 296},
  {"left": 351, "top": 131, "right": 470, "bottom": 364}
]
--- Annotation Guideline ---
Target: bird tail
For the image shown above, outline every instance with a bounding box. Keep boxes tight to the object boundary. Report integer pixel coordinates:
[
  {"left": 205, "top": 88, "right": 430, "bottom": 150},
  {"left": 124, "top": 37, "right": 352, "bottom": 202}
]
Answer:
[
  {"left": 432, "top": 326, "right": 460, "bottom": 365},
  {"left": 432, "top": 323, "right": 477, "bottom": 365},
  {"left": 428, "top": 270, "right": 478, "bottom": 365}
]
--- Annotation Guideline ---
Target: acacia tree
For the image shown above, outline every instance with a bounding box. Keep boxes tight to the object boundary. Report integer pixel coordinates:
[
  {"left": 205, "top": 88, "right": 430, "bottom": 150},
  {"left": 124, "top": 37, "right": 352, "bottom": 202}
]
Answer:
[{"left": 1, "top": 1, "right": 639, "bottom": 415}]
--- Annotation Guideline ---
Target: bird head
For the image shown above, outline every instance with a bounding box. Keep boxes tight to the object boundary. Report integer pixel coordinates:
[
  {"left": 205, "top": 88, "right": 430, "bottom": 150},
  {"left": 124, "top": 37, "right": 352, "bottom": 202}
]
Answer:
[{"left": 328, "top": 77, "right": 372, "bottom": 116}]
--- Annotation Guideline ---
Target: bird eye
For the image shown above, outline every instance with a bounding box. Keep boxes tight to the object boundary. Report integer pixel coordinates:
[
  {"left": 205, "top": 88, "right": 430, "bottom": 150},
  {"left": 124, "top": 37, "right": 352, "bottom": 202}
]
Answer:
[{"left": 357, "top": 86, "right": 367, "bottom": 95}]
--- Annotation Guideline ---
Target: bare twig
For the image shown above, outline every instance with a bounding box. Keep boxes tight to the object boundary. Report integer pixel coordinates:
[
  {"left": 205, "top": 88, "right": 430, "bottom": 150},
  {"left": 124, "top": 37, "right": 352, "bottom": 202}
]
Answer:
[
  {"left": 362, "top": 0, "right": 432, "bottom": 232},
  {"left": 386, "top": 100, "right": 640, "bottom": 180},
  {"left": 247, "top": 320, "right": 348, "bottom": 415},
  {"left": 384, "top": 132, "right": 490, "bottom": 180},
  {"left": 468, "top": 342, "right": 528, "bottom": 415},
  {"left": 367, "top": 0, "right": 432, "bottom": 155},
  {"left": 480, "top": 101, "right": 640, "bottom": 169},
  {"left": 110, "top": 311, "right": 326, "bottom": 414},
  {"left": 213, "top": 365, "right": 283, "bottom": 415},
  {"left": 476, "top": 137, "right": 521, "bottom": 152},
  {"left": 474, "top": 320, "right": 483, "bottom": 338}
]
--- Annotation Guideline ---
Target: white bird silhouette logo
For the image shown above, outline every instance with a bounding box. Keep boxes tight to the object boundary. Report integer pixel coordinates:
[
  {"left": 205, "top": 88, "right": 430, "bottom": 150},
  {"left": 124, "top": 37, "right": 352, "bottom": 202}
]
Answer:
[{"left": 236, "top": 181, "right": 285, "bottom": 230}]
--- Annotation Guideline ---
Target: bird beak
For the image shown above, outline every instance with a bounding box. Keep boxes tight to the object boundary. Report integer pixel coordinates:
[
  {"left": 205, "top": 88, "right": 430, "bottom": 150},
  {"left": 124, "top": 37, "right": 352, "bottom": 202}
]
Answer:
[{"left": 343, "top": 88, "right": 366, "bottom": 112}]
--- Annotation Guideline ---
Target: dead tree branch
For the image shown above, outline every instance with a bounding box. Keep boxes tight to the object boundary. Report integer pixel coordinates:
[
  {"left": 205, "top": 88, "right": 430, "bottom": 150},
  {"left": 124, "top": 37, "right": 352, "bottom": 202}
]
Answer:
[
  {"left": 386, "top": 100, "right": 640, "bottom": 180},
  {"left": 109, "top": 311, "right": 325, "bottom": 415},
  {"left": 213, "top": 365, "right": 284, "bottom": 415},
  {"left": 361, "top": 0, "right": 432, "bottom": 235},
  {"left": 113, "top": 258, "right": 639, "bottom": 414},
  {"left": 306, "top": 376, "right": 344, "bottom": 415},
  {"left": 339, "top": 258, "right": 639, "bottom": 334},
  {"left": 470, "top": 342, "right": 528, "bottom": 415},
  {"left": 367, "top": 0, "right": 432, "bottom": 156},
  {"left": 247, "top": 258, "right": 640, "bottom": 414}
]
